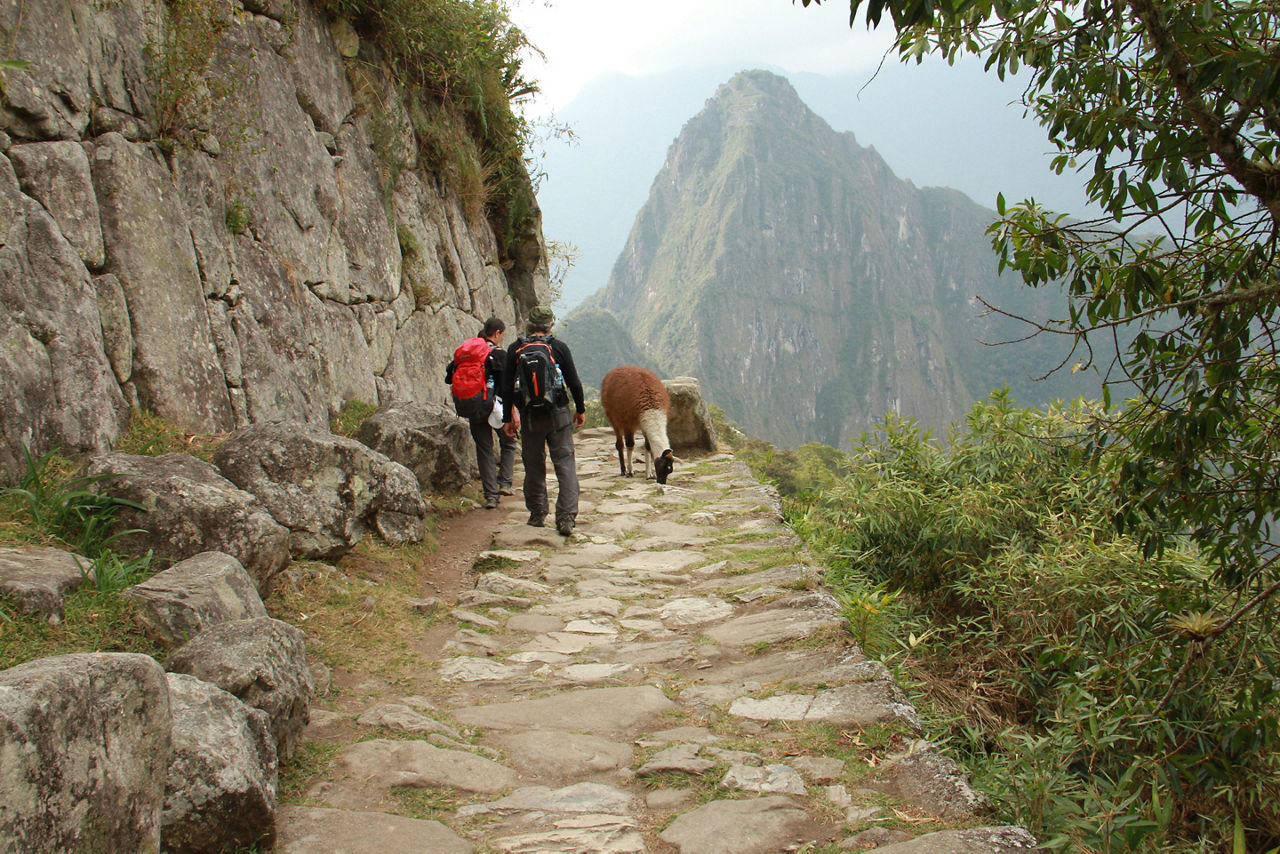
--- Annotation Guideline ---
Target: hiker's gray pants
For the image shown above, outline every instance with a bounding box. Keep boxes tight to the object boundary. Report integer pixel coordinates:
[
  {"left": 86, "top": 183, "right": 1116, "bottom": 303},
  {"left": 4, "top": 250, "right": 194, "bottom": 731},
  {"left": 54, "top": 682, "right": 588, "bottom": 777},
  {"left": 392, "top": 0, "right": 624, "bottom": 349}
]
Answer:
[
  {"left": 470, "top": 416, "right": 517, "bottom": 500},
  {"left": 519, "top": 405, "right": 578, "bottom": 525}
]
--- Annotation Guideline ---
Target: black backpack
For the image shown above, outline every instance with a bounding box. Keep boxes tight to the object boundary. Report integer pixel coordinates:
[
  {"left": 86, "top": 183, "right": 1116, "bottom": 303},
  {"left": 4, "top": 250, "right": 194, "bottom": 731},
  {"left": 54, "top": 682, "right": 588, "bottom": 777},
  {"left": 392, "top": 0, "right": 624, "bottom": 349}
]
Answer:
[{"left": 512, "top": 335, "right": 564, "bottom": 412}]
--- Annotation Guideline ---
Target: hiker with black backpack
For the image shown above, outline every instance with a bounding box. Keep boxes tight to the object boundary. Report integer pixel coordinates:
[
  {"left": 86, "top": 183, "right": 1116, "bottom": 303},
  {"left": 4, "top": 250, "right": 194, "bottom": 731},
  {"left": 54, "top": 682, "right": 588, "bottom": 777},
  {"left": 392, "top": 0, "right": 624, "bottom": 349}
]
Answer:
[
  {"left": 500, "top": 305, "right": 586, "bottom": 537},
  {"left": 446, "top": 317, "right": 518, "bottom": 509}
]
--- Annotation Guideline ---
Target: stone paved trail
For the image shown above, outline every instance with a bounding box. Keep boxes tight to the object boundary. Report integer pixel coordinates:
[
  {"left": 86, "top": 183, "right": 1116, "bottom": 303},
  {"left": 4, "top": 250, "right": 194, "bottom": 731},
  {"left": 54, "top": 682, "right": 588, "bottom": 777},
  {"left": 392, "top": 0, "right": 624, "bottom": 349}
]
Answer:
[{"left": 274, "top": 428, "right": 1040, "bottom": 853}]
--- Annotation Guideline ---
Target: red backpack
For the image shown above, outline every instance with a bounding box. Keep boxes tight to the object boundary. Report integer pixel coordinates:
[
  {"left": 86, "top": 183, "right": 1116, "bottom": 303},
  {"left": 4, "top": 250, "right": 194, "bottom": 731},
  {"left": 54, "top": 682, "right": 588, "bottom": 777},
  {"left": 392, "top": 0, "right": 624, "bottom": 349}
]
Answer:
[{"left": 450, "top": 337, "right": 493, "bottom": 418}]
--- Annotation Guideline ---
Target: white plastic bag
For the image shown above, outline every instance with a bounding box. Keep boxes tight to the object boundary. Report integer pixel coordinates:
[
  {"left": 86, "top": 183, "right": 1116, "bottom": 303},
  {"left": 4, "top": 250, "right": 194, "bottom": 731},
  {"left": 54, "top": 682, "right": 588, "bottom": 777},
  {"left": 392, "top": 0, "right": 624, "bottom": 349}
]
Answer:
[{"left": 488, "top": 396, "right": 505, "bottom": 429}]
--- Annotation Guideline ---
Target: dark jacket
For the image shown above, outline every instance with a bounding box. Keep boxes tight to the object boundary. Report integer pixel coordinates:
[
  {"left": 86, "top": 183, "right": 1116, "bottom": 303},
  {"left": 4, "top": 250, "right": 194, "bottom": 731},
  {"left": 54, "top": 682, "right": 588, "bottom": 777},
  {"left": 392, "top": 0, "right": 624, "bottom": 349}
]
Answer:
[{"left": 500, "top": 334, "right": 585, "bottom": 422}]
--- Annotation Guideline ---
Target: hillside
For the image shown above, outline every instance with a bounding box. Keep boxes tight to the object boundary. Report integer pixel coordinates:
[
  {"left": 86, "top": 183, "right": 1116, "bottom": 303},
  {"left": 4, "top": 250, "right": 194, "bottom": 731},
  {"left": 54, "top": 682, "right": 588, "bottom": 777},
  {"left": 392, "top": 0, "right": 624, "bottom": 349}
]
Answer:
[
  {"left": 579, "top": 70, "right": 1104, "bottom": 448},
  {"left": 0, "top": 0, "right": 549, "bottom": 481}
]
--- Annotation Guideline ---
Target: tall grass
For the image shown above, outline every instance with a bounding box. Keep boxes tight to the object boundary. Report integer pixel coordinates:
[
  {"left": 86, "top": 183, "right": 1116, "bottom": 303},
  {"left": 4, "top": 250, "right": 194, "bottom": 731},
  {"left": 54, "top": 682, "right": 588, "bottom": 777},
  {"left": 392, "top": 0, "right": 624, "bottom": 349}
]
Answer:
[{"left": 748, "top": 391, "right": 1280, "bottom": 852}]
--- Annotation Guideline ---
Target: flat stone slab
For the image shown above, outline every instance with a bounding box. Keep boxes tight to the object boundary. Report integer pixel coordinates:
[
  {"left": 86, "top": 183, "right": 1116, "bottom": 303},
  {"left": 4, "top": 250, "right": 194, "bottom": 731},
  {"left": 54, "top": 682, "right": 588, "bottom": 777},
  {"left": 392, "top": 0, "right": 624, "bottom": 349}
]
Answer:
[
  {"left": 575, "top": 579, "right": 649, "bottom": 598},
  {"left": 438, "top": 657, "right": 525, "bottom": 682},
  {"left": 695, "top": 564, "right": 820, "bottom": 594},
  {"left": 608, "top": 551, "right": 703, "bottom": 573},
  {"left": 563, "top": 618, "right": 618, "bottom": 635},
  {"left": 703, "top": 607, "right": 843, "bottom": 647},
  {"left": 481, "top": 549, "right": 542, "bottom": 562},
  {"left": 659, "top": 795, "right": 812, "bottom": 854},
  {"left": 541, "top": 543, "right": 627, "bottom": 569},
  {"left": 594, "top": 500, "right": 655, "bottom": 515},
  {"left": 720, "top": 763, "right": 807, "bottom": 795},
  {"left": 637, "top": 743, "right": 715, "bottom": 776},
  {"left": 487, "top": 730, "right": 632, "bottom": 778},
  {"left": 507, "top": 650, "right": 571, "bottom": 665},
  {"left": 658, "top": 597, "right": 734, "bottom": 626},
  {"left": 355, "top": 703, "right": 460, "bottom": 737},
  {"left": 730, "top": 684, "right": 917, "bottom": 728},
  {"left": 314, "top": 739, "right": 518, "bottom": 804},
  {"left": 506, "top": 613, "right": 565, "bottom": 633},
  {"left": 458, "top": 782, "right": 639, "bottom": 817},
  {"left": 275, "top": 806, "right": 472, "bottom": 853},
  {"left": 476, "top": 572, "right": 552, "bottom": 597},
  {"left": 519, "top": 631, "right": 611, "bottom": 655},
  {"left": 451, "top": 685, "right": 675, "bottom": 734},
  {"left": 789, "top": 755, "right": 845, "bottom": 783},
  {"left": 533, "top": 596, "right": 623, "bottom": 618},
  {"left": 489, "top": 818, "right": 646, "bottom": 854},
  {"left": 557, "top": 663, "right": 632, "bottom": 683},
  {"left": 451, "top": 608, "right": 500, "bottom": 628},
  {"left": 869, "top": 826, "right": 1042, "bottom": 853}
]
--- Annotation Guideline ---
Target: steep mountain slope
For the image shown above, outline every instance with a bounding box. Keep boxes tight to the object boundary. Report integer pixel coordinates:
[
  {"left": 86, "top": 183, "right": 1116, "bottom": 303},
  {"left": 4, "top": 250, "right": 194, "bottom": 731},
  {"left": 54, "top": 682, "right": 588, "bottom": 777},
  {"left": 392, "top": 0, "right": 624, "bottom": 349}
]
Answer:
[
  {"left": 554, "top": 307, "right": 661, "bottom": 392},
  {"left": 536, "top": 61, "right": 1097, "bottom": 311},
  {"left": 584, "top": 70, "right": 1100, "bottom": 448}
]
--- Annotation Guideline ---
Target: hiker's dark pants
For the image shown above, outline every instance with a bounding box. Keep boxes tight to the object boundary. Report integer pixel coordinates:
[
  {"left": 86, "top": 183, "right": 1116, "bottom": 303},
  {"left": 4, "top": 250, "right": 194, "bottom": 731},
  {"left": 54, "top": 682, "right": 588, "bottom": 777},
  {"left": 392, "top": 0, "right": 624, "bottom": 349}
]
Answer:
[
  {"left": 470, "top": 415, "right": 517, "bottom": 501},
  {"left": 519, "top": 405, "right": 578, "bottom": 526}
]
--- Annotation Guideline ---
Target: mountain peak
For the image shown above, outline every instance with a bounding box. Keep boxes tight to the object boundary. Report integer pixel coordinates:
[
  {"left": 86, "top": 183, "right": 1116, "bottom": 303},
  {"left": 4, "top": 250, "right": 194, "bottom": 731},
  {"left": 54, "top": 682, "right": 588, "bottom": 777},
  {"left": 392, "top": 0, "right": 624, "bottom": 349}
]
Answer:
[{"left": 591, "top": 71, "right": 1095, "bottom": 446}]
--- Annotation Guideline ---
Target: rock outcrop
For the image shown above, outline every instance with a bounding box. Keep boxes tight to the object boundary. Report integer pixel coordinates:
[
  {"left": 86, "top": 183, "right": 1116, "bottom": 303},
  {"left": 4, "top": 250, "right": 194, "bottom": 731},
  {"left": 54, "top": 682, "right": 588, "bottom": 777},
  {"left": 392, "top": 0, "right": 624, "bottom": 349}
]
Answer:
[
  {"left": 167, "top": 616, "right": 314, "bottom": 762},
  {"left": 0, "top": 653, "right": 171, "bottom": 850},
  {"left": 211, "top": 421, "right": 427, "bottom": 558},
  {"left": 0, "top": 0, "right": 551, "bottom": 483},
  {"left": 84, "top": 451, "right": 292, "bottom": 592}
]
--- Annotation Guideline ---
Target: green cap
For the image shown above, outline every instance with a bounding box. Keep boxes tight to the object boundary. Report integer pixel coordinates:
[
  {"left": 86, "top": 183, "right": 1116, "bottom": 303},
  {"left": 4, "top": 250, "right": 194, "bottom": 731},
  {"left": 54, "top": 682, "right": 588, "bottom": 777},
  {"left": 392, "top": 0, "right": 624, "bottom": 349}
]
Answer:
[{"left": 529, "top": 305, "right": 555, "bottom": 326}]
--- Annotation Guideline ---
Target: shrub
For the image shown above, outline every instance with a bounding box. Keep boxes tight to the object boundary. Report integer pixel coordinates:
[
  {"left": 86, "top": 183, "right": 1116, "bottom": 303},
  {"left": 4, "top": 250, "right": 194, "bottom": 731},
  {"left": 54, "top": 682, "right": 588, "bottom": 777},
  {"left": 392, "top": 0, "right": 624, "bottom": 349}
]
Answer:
[{"left": 794, "top": 390, "right": 1280, "bottom": 851}]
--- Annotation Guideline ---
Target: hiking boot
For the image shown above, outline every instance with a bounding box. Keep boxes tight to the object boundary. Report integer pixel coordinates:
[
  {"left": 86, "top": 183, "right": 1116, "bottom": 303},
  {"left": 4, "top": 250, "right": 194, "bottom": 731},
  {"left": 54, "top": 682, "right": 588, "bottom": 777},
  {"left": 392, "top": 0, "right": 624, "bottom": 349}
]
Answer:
[
  {"left": 556, "top": 519, "right": 574, "bottom": 537},
  {"left": 527, "top": 514, "right": 545, "bottom": 528},
  {"left": 499, "top": 485, "right": 514, "bottom": 496},
  {"left": 484, "top": 496, "right": 499, "bottom": 509}
]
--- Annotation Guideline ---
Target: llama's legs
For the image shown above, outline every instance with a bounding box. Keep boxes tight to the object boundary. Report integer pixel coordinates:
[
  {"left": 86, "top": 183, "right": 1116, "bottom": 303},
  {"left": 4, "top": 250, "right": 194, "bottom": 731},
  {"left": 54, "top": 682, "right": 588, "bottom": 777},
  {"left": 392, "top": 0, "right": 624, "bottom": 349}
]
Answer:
[{"left": 614, "top": 436, "right": 628, "bottom": 477}]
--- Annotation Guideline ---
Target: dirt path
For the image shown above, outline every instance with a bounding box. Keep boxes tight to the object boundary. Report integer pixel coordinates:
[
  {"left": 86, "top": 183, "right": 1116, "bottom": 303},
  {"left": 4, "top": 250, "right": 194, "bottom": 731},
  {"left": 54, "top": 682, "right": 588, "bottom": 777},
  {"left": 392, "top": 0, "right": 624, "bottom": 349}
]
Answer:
[{"left": 272, "top": 428, "right": 1031, "bottom": 854}]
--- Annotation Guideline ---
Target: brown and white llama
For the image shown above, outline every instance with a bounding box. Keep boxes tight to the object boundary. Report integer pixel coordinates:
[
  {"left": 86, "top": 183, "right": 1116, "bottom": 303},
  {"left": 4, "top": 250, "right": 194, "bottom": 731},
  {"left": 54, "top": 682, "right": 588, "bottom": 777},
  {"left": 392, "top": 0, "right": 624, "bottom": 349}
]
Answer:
[{"left": 600, "top": 365, "right": 677, "bottom": 484}]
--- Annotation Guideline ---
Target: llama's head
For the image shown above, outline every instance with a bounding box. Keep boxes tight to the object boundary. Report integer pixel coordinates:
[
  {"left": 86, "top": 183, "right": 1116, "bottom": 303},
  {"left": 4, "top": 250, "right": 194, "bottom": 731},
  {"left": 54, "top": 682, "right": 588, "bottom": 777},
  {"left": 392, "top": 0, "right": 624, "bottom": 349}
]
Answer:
[{"left": 655, "top": 449, "right": 676, "bottom": 484}]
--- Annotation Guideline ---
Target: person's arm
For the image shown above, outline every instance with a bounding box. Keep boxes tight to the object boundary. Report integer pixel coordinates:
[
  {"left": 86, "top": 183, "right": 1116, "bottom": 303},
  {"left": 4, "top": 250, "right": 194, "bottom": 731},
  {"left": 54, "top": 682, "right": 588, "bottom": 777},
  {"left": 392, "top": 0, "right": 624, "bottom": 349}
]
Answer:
[
  {"left": 556, "top": 341, "right": 586, "bottom": 414},
  {"left": 499, "top": 341, "right": 518, "bottom": 423}
]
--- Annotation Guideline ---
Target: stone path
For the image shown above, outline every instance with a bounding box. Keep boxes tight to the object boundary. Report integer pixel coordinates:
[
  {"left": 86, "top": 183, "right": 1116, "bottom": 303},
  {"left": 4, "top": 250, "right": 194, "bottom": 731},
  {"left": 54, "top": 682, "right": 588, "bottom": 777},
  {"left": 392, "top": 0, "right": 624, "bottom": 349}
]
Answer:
[{"left": 274, "top": 428, "right": 1039, "bottom": 853}]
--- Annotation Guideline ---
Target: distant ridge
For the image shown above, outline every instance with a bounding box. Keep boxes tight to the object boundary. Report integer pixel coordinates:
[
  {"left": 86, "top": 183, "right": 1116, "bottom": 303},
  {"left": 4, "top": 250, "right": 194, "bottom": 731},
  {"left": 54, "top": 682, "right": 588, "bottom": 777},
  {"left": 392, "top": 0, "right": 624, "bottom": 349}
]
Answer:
[{"left": 576, "top": 70, "right": 1102, "bottom": 448}]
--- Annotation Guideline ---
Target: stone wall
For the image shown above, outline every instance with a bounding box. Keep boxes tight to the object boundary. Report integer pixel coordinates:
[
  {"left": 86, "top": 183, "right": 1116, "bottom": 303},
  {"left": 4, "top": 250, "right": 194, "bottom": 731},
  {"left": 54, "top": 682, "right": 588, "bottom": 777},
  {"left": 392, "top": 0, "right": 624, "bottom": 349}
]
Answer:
[{"left": 0, "top": 0, "right": 550, "bottom": 480}]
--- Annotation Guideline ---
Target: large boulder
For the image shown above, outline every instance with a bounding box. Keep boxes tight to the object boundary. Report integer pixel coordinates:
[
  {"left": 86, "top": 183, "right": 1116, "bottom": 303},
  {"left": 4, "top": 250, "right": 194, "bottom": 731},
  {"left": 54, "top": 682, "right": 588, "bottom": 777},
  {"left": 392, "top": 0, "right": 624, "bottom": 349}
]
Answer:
[
  {"left": 121, "top": 551, "right": 268, "bottom": 649},
  {"left": 0, "top": 653, "right": 170, "bottom": 851},
  {"left": 357, "top": 400, "right": 474, "bottom": 494},
  {"left": 83, "top": 452, "right": 291, "bottom": 593},
  {"left": 212, "top": 421, "right": 427, "bottom": 558},
  {"left": 0, "top": 545, "right": 89, "bottom": 621},
  {"left": 162, "top": 673, "right": 278, "bottom": 853},
  {"left": 166, "top": 616, "right": 313, "bottom": 762},
  {"left": 664, "top": 376, "right": 717, "bottom": 453}
]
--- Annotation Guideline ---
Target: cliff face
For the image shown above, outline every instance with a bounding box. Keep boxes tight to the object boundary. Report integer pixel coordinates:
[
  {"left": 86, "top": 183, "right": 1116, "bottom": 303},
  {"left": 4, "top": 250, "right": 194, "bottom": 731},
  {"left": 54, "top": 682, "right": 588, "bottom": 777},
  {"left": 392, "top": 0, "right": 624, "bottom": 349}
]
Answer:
[
  {"left": 592, "top": 70, "right": 1093, "bottom": 448},
  {"left": 0, "top": 0, "right": 548, "bottom": 479}
]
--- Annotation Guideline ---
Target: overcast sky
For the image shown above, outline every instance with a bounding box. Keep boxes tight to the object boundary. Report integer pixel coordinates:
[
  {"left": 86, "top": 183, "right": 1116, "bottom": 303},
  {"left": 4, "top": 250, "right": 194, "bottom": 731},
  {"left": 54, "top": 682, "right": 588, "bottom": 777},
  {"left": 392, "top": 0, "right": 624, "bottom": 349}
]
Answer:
[{"left": 508, "top": 0, "right": 895, "bottom": 115}]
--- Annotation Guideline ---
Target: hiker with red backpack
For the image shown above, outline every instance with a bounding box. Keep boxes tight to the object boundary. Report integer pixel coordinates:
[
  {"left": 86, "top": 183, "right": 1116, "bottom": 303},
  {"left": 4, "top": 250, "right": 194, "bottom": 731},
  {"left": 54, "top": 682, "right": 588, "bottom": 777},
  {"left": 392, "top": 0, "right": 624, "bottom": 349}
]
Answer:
[
  {"left": 446, "top": 317, "right": 518, "bottom": 509},
  {"left": 499, "top": 305, "right": 586, "bottom": 537}
]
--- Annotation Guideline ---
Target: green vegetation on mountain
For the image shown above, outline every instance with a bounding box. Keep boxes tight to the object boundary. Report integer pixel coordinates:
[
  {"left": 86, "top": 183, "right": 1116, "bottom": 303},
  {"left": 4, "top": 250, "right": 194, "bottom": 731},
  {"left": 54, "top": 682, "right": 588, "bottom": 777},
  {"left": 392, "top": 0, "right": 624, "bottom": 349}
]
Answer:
[
  {"left": 553, "top": 307, "right": 660, "bottom": 390},
  {"left": 729, "top": 393, "right": 1279, "bottom": 851}
]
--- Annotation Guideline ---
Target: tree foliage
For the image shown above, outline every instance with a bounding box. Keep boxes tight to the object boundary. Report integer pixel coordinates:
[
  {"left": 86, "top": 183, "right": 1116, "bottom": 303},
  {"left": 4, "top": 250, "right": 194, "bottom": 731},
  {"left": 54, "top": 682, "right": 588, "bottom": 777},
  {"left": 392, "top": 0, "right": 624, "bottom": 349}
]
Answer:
[
  {"left": 801, "top": 0, "right": 1280, "bottom": 704},
  {"left": 795, "top": 0, "right": 1280, "bottom": 845}
]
